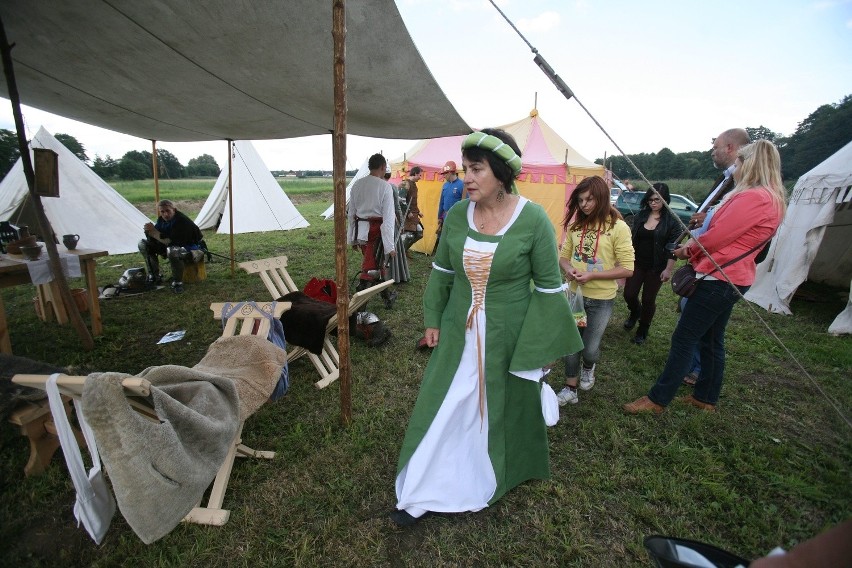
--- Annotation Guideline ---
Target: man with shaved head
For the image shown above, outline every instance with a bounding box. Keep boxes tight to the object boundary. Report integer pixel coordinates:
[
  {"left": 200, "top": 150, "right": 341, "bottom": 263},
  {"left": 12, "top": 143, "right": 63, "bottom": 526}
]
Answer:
[{"left": 690, "top": 127, "right": 751, "bottom": 229}]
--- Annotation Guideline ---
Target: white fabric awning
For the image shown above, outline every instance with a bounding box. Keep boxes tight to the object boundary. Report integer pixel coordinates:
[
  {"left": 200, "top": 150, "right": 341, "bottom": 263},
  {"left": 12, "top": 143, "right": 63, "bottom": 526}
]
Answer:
[{"left": 0, "top": 0, "right": 469, "bottom": 142}]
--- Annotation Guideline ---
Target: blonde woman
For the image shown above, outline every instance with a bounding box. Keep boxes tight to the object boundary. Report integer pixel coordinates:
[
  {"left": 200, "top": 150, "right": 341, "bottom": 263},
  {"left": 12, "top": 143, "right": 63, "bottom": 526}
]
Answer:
[{"left": 624, "top": 139, "right": 786, "bottom": 414}]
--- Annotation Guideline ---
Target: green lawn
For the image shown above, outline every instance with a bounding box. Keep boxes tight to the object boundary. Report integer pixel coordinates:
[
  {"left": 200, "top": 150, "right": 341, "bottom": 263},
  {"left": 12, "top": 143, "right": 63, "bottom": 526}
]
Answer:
[
  {"left": 112, "top": 177, "right": 339, "bottom": 205},
  {"left": 0, "top": 187, "right": 849, "bottom": 567}
]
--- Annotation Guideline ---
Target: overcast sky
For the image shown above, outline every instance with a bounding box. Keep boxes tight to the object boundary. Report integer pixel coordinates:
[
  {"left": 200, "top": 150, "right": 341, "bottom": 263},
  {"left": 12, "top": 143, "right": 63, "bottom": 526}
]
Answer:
[{"left": 1, "top": 0, "right": 850, "bottom": 173}]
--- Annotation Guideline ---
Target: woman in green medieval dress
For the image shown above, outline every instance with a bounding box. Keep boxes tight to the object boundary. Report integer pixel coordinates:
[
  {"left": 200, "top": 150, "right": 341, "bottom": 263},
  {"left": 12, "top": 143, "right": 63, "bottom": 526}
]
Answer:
[{"left": 391, "top": 128, "right": 583, "bottom": 526}]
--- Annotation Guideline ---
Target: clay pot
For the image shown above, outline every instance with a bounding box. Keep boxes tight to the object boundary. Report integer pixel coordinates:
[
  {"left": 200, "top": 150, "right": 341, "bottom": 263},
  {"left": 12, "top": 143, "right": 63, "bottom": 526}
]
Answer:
[
  {"left": 20, "top": 244, "right": 44, "bottom": 261},
  {"left": 63, "top": 234, "right": 80, "bottom": 250},
  {"left": 5, "top": 235, "right": 37, "bottom": 255}
]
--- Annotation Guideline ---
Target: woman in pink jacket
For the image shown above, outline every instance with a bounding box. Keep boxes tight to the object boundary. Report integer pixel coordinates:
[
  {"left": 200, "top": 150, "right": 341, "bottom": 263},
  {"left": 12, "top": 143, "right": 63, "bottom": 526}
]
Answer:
[{"left": 624, "top": 140, "right": 786, "bottom": 414}]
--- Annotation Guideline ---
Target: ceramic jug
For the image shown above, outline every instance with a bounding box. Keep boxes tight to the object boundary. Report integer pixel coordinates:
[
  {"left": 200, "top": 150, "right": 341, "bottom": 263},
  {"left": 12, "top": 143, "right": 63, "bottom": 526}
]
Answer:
[{"left": 63, "top": 234, "right": 80, "bottom": 250}]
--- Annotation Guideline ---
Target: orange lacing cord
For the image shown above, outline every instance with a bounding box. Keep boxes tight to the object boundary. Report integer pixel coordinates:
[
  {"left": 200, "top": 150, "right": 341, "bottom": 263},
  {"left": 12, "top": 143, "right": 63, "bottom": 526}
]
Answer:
[{"left": 464, "top": 247, "right": 494, "bottom": 426}]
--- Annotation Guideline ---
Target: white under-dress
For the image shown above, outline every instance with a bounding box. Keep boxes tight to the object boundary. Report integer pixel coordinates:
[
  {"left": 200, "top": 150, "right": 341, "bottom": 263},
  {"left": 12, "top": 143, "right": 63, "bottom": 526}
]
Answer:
[{"left": 394, "top": 236, "right": 499, "bottom": 517}]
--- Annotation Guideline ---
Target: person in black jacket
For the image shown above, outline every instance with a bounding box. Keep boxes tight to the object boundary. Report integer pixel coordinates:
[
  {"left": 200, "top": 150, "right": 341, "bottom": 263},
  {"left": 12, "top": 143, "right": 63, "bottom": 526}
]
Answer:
[
  {"left": 138, "top": 199, "right": 206, "bottom": 293},
  {"left": 622, "top": 183, "right": 680, "bottom": 344}
]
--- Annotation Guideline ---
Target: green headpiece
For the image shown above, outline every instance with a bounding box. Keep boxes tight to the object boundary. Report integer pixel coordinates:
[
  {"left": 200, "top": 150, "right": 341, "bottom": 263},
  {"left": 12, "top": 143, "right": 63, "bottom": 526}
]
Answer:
[{"left": 461, "top": 131, "right": 523, "bottom": 177}]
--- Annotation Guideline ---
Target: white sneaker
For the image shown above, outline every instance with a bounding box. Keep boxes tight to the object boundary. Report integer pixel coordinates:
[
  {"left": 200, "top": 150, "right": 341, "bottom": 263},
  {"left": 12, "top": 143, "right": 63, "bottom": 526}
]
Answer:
[
  {"left": 556, "top": 387, "right": 578, "bottom": 406},
  {"left": 579, "top": 365, "right": 596, "bottom": 391}
]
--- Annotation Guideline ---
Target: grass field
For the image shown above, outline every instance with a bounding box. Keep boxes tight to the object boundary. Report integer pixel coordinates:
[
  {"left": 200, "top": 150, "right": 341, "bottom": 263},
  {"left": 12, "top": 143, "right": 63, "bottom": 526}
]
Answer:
[
  {"left": 114, "top": 177, "right": 338, "bottom": 207},
  {"left": 0, "top": 184, "right": 849, "bottom": 567}
]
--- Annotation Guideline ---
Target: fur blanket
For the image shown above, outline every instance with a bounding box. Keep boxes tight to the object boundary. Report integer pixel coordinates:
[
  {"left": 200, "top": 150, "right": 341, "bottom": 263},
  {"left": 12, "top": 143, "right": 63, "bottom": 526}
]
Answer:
[
  {"left": 279, "top": 291, "right": 336, "bottom": 354},
  {"left": 81, "top": 334, "right": 285, "bottom": 544}
]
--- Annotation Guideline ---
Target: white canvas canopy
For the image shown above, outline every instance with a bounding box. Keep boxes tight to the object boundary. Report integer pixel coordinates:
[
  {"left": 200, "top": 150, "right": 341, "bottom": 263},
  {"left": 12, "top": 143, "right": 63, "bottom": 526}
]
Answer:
[
  {"left": 745, "top": 141, "right": 852, "bottom": 334},
  {"left": 195, "top": 141, "right": 309, "bottom": 234},
  {"left": 320, "top": 159, "right": 370, "bottom": 220},
  {"left": 0, "top": 1, "right": 468, "bottom": 143},
  {"left": 0, "top": 127, "right": 151, "bottom": 255}
]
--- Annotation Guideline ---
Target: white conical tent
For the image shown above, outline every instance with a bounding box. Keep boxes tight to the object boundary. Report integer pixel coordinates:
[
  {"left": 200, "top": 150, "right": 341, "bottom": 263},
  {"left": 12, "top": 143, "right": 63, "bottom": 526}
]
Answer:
[
  {"left": 0, "top": 127, "right": 151, "bottom": 255},
  {"left": 320, "top": 158, "right": 369, "bottom": 219},
  {"left": 195, "top": 141, "right": 309, "bottom": 234}
]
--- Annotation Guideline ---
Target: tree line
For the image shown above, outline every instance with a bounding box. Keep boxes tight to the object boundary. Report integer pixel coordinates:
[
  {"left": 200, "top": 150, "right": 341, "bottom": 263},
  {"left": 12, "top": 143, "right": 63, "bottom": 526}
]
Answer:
[
  {"left": 600, "top": 94, "right": 852, "bottom": 182},
  {"left": 0, "top": 133, "right": 220, "bottom": 180},
  {"left": 1, "top": 94, "right": 849, "bottom": 182}
]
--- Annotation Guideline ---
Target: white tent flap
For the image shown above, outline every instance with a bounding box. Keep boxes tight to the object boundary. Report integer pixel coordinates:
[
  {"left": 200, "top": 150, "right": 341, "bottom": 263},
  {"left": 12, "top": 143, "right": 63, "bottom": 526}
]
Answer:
[
  {"left": 195, "top": 141, "right": 309, "bottom": 234},
  {"left": 0, "top": 127, "right": 151, "bottom": 255},
  {"left": 745, "top": 141, "right": 852, "bottom": 332}
]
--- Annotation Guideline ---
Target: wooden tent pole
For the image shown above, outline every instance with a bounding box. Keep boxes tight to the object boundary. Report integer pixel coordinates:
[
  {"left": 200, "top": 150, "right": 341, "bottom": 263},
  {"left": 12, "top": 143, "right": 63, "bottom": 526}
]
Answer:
[
  {"left": 227, "top": 140, "right": 235, "bottom": 274},
  {"left": 332, "top": 0, "right": 352, "bottom": 425},
  {"left": 0, "top": 17, "right": 93, "bottom": 350},
  {"left": 151, "top": 140, "right": 160, "bottom": 203}
]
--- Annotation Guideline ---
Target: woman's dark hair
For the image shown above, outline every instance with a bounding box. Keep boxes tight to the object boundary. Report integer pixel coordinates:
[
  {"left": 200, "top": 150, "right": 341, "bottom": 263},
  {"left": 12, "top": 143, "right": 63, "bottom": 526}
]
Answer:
[
  {"left": 562, "top": 176, "right": 622, "bottom": 231},
  {"left": 461, "top": 128, "right": 522, "bottom": 193},
  {"left": 641, "top": 182, "right": 670, "bottom": 209}
]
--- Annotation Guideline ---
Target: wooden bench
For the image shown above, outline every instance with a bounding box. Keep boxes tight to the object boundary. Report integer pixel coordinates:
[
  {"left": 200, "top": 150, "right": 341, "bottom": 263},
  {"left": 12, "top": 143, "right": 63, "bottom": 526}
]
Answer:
[{"left": 8, "top": 396, "right": 83, "bottom": 476}]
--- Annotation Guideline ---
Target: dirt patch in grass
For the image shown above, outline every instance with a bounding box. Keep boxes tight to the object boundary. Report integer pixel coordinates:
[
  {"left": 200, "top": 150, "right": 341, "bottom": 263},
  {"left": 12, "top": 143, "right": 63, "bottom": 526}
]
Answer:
[{"left": 740, "top": 372, "right": 809, "bottom": 392}]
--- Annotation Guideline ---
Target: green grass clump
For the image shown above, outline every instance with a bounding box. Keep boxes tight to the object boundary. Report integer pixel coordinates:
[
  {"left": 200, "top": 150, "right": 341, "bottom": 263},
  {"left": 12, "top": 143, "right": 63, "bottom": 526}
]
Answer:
[{"left": 0, "top": 184, "right": 848, "bottom": 567}]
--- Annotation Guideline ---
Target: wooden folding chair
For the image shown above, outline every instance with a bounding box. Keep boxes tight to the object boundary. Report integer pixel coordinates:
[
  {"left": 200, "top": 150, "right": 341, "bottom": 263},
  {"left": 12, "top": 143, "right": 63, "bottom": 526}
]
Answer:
[
  {"left": 12, "top": 300, "right": 289, "bottom": 528},
  {"left": 239, "top": 256, "right": 393, "bottom": 389}
]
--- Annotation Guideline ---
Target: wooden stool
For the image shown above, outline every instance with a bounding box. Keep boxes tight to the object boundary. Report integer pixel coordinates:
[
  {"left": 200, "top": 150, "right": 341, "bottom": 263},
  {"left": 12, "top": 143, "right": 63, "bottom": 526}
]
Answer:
[
  {"left": 8, "top": 396, "right": 83, "bottom": 476},
  {"left": 184, "top": 261, "right": 207, "bottom": 283}
]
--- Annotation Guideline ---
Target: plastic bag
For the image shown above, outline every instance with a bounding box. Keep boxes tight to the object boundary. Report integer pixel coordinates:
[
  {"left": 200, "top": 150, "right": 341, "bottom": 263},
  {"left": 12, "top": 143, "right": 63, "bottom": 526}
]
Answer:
[
  {"left": 567, "top": 285, "right": 587, "bottom": 327},
  {"left": 540, "top": 383, "right": 559, "bottom": 426}
]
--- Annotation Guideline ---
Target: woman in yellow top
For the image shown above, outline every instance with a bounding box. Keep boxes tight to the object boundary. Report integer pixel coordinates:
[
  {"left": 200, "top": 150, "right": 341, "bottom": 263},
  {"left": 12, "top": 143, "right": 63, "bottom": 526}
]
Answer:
[{"left": 556, "top": 176, "right": 635, "bottom": 405}]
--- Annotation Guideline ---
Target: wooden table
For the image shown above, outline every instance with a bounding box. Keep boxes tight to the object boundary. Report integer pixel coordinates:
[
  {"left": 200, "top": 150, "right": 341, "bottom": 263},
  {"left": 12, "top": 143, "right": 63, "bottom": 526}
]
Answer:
[{"left": 0, "top": 247, "right": 108, "bottom": 354}]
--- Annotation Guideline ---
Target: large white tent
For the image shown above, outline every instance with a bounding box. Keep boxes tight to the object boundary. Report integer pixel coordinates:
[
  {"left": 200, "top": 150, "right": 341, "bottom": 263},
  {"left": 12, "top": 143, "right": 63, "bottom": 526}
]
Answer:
[
  {"left": 195, "top": 141, "right": 309, "bottom": 234},
  {"left": 0, "top": 127, "right": 151, "bottom": 255},
  {"left": 745, "top": 141, "right": 852, "bottom": 334}
]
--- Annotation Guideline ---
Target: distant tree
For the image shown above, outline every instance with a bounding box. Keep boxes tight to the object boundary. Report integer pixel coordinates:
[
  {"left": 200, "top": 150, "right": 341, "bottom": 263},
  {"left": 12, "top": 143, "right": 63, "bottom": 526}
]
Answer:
[
  {"left": 154, "top": 148, "right": 184, "bottom": 179},
  {"left": 778, "top": 95, "right": 852, "bottom": 179},
  {"left": 0, "top": 128, "right": 20, "bottom": 177},
  {"left": 746, "top": 125, "right": 780, "bottom": 143},
  {"left": 118, "top": 150, "right": 152, "bottom": 180},
  {"left": 594, "top": 94, "right": 852, "bottom": 182},
  {"left": 54, "top": 133, "right": 89, "bottom": 163},
  {"left": 187, "top": 153, "right": 220, "bottom": 177},
  {"left": 92, "top": 154, "right": 119, "bottom": 180},
  {"left": 653, "top": 148, "right": 678, "bottom": 179},
  {"left": 118, "top": 156, "right": 149, "bottom": 180}
]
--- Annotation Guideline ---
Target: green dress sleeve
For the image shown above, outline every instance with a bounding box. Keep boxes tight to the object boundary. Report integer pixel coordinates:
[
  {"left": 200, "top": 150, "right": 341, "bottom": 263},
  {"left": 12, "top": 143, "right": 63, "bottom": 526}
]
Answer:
[{"left": 509, "top": 206, "right": 583, "bottom": 372}]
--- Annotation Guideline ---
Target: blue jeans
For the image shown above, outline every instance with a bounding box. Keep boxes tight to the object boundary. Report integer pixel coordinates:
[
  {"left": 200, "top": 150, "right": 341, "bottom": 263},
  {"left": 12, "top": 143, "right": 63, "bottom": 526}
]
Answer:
[
  {"left": 649, "top": 280, "right": 748, "bottom": 406},
  {"left": 679, "top": 297, "right": 701, "bottom": 376},
  {"left": 564, "top": 297, "right": 613, "bottom": 378}
]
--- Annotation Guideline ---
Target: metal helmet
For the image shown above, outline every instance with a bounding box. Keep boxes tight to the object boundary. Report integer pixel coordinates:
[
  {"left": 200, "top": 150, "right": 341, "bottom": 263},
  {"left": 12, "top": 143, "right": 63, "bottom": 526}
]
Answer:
[
  {"left": 118, "top": 267, "right": 147, "bottom": 290},
  {"left": 356, "top": 311, "right": 380, "bottom": 325}
]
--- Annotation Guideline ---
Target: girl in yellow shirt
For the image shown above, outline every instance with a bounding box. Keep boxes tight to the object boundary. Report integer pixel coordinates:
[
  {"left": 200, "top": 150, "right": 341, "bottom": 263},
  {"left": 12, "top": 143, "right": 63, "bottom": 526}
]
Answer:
[{"left": 556, "top": 176, "right": 634, "bottom": 405}]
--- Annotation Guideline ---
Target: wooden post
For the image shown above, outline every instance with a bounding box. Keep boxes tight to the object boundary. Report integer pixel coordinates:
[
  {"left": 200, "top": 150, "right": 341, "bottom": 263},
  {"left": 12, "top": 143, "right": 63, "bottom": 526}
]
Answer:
[
  {"left": 151, "top": 140, "right": 160, "bottom": 203},
  {"left": 332, "top": 0, "right": 351, "bottom": 425},
  {"left": 0, "top": 17, "right": 93, "bottom": 351},
  {"left": 227, "top": 140, "right": 235, "bottom": 275}
]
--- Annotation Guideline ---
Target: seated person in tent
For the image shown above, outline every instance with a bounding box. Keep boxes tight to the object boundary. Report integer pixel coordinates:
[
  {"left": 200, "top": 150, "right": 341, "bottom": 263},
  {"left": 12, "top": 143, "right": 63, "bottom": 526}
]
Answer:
[{"left": 138, "top": 199, "right": 206, "bottom": 293}]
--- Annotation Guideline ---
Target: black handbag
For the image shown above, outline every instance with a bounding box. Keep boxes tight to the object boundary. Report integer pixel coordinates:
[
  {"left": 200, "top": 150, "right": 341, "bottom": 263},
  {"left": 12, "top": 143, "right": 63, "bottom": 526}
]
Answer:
[
  {"left": 671, "top": 235, "right": 773, "bottom": 298},
  {"left": 670, "top": 265, "right": 701, "bottom": 297}
]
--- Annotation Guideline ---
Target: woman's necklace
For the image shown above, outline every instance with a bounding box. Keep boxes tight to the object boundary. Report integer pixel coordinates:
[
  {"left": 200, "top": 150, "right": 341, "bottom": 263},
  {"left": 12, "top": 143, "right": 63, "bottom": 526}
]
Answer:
[{"left": 477, "top": 199, "right": 513, "bottom": 230}]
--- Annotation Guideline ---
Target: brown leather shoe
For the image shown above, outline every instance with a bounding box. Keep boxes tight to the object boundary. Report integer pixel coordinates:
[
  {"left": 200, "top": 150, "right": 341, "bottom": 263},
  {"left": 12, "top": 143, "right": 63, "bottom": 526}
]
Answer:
[
  {"left": 679, "top": 394, "right": 716, "bottom": 413},
  {"left": 623, "top": 396, "right": 664, "bottom": 415}
]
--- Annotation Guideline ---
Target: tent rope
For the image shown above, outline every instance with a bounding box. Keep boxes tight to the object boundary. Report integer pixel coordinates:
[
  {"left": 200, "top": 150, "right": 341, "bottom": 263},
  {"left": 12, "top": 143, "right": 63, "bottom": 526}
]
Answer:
[{"left": 488, "top": 0, "right": 850, "bottom": 430}]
